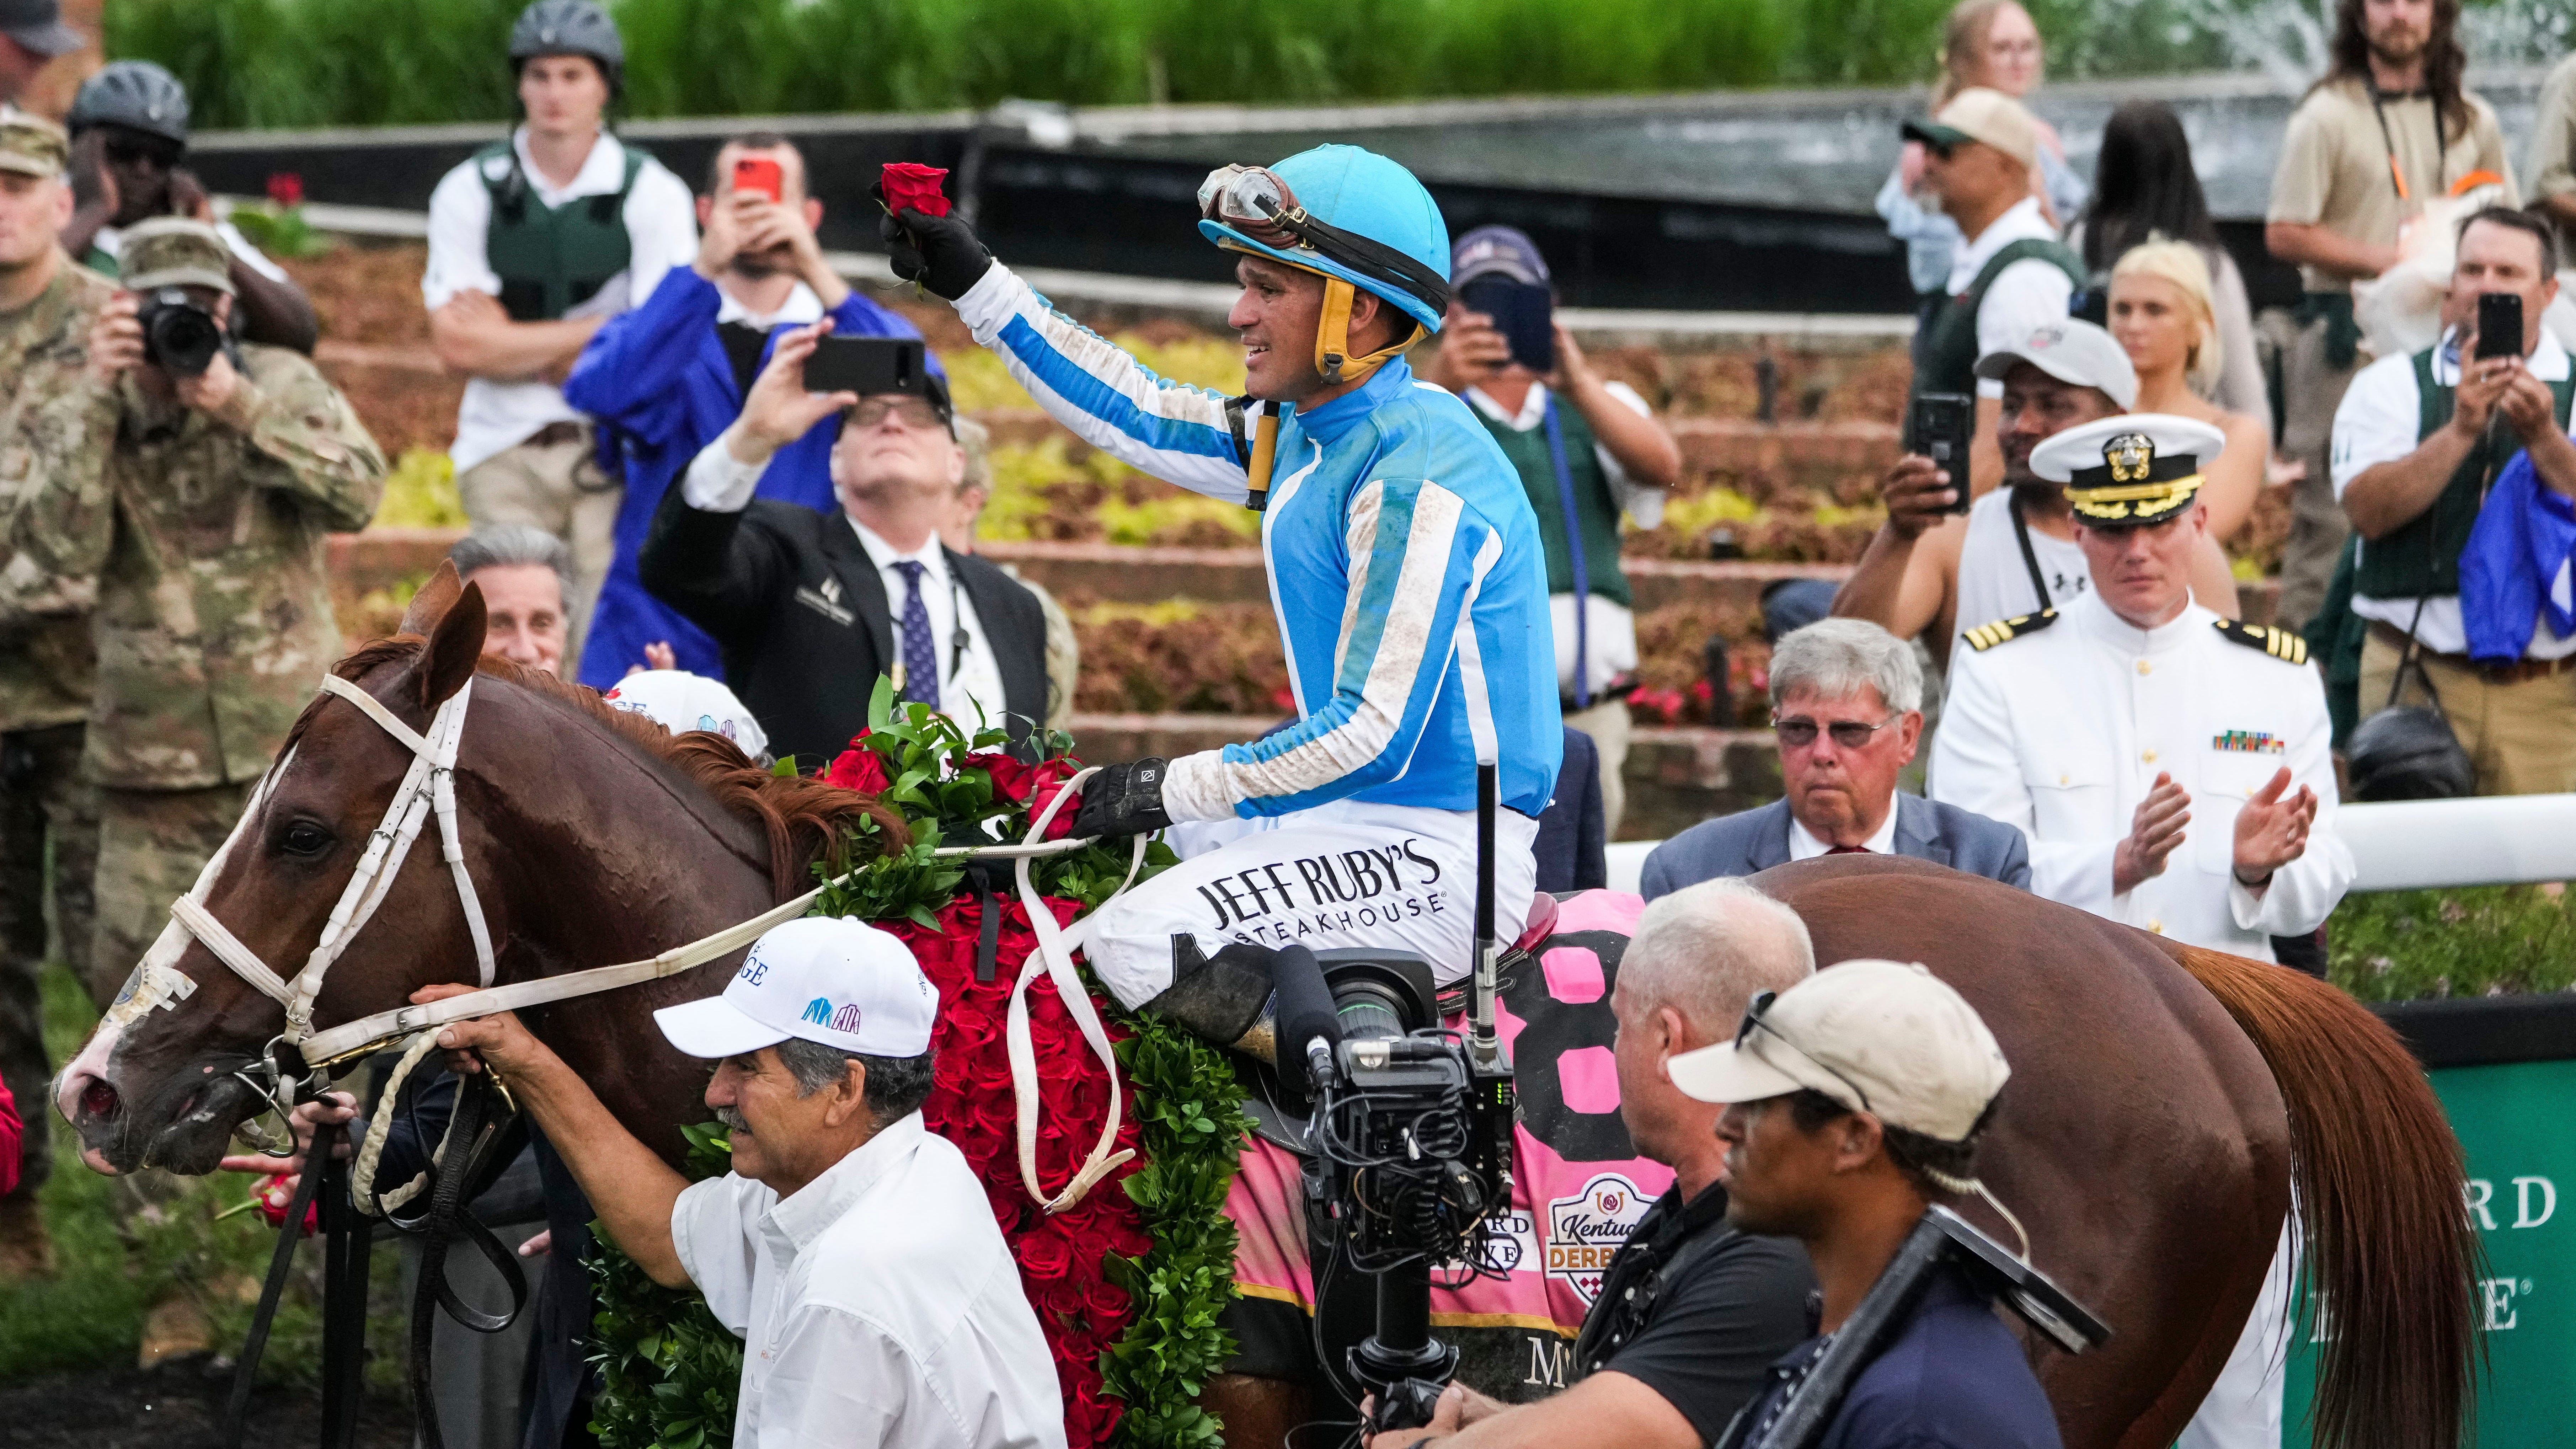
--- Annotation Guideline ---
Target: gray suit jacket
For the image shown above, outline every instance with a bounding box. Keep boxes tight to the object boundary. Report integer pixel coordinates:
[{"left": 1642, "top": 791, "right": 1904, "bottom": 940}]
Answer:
[{"left": 1639, "top": 793, "right": 2032, "bottom": 900}]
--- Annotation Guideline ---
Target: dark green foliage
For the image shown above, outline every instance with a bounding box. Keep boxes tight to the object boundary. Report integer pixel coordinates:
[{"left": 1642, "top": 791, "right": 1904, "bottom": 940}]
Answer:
[{"left": 2328, "top": 886, "right": 2576, "bottom": 1003}]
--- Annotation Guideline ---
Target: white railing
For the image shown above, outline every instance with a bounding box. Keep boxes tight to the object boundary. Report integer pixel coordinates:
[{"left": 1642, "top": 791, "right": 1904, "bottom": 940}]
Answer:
[{"left": 1603, "top": 795, "right": 2576, "bottom": 897}]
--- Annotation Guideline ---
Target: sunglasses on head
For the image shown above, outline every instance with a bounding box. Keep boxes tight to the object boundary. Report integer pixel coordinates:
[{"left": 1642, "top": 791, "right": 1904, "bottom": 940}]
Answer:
[
  {"left": 1770, "top": 713, "right": 1899, "bottom": 750},
  {"left": 1733, "top": 989, "right": 1874, "bottom": 1114}
]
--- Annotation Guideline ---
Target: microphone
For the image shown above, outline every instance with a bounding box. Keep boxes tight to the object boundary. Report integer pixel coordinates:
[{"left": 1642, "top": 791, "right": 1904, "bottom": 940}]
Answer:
[{"left": 1271, "top": 944, "right": 1341, "bottom": 1093}]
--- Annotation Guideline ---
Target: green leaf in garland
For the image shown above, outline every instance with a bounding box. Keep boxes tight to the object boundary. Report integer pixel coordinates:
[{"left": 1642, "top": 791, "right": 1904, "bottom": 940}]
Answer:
[{"left": 867, "top": 673, "right": 895, "bottom": 731}]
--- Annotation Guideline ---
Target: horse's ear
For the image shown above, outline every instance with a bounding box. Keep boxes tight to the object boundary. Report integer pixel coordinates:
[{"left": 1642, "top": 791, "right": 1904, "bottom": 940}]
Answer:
[
  {"left": 418, "top": 581, "right": 487, "bottom": 710},
  {"left": 400, "top": 560, "right": 465, "bottom": 638}
]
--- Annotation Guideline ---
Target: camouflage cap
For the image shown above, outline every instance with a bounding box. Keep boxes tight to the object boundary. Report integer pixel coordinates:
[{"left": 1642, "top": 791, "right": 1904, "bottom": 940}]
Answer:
[
  {"left": 0, "top": 107, "right": 67, "bottom": 179},
  {"left": 118, "top": 217, "right": 235, "bottom": 295}
]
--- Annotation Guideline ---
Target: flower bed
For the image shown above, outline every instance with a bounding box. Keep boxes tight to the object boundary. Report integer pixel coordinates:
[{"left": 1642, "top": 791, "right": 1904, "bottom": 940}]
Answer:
[{"left": 587, "top": 694, "right": 1249, "bottom": 1449}]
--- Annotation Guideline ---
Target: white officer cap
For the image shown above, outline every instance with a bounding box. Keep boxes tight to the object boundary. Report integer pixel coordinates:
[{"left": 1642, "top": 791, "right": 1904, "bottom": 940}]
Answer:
[
  {"left": 2033, "top": 413, "right": 2228, "bottom": 527},
  {"left": 1667, "top": 958, "right": 2009, "bottom": 1144},
  {"left": 601, "top": 669, "right": 769, "bottom": 756},
  {"left": 1972, "top": 319, "right": 2138, "bottom": 410},
  {"left": 654, "top": 916, "right": 939, "bottom": 1059}
]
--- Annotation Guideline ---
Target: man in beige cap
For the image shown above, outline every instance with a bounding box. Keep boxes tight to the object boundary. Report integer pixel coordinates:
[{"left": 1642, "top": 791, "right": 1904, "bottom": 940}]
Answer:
[
  {"left": 1901, "top": 88, "right": 2086, "bottom": 498},
  {"left": 0, "top": 103, "right": 109, "bottom": 1278},
  {"left": 7, "top": 219, "right": 383, "bottom": 1219},
  {"left": 1672, "top": 960, "right": 2062, "bottom": 1449}
]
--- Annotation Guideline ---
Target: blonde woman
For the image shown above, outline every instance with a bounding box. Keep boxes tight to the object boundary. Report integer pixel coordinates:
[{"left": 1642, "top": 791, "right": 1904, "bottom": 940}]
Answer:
[
  {"left": 2107, "top": 241, "right": 2268, "bottom": 541},
  {"left": 1880, "top": 1, "right": 2088, "bottom": 357}
]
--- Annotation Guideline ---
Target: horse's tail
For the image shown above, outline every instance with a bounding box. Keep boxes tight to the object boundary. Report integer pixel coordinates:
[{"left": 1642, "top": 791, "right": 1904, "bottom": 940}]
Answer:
[{"left": 2173, "top": 945, "right": 2480, "bottom": 1449}]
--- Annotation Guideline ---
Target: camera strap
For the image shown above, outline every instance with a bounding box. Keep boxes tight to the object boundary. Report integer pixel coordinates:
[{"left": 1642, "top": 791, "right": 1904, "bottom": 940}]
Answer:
[{"left": 2006, "top": 490, "right": 2052, "bottom": 611}]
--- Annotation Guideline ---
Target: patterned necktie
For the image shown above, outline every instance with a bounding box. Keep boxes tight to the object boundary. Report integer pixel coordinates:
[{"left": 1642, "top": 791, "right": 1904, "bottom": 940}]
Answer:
[
  {"left": 893, "top": 560, "right": 940, "bottom": 708},
  {"left": 1826, "top": 845, "right": 1871, "bottom": 855}
]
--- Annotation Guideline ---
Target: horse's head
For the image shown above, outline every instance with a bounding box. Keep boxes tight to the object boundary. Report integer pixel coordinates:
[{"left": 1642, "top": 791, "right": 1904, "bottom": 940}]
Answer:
[{"left": 61, "top": 564, "right": 495, "bottom": 1174}]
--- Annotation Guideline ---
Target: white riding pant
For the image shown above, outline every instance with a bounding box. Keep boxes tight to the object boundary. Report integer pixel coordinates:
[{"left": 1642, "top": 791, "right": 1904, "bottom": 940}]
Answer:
[
  {"left": 1087, "top": 800, "right": 1540, "bottom": 1012},
  {"left": 2176, "top": 1223, "right": 2295, "bottom": 1449}
]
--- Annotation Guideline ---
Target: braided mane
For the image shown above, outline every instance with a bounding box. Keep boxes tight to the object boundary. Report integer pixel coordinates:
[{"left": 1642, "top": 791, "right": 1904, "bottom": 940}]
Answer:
[{"left": 282, "top": 636, "right": 909, "bottom": 897}]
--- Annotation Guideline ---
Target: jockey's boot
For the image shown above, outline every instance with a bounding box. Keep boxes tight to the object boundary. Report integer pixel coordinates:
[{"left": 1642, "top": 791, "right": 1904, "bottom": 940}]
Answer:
[
  {"left": 0, "top": 1191, "right": 54, "bottom": 1279},
  {"left": 1141, "top": 940, "right": 1282, "bottom": 1058}
]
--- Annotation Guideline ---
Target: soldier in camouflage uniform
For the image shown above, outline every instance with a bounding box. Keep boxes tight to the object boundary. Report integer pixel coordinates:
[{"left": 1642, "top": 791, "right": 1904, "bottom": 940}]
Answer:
[
  {"left": 7, "top": 215, "right": 385, "bottom": 1032},
  {"left": 0, "top": 109, "right": 113, "bottom": 1277}
]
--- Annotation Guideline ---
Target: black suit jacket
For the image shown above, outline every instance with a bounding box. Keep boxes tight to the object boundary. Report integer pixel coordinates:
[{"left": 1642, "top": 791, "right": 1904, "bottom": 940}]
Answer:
[{"left": 638, "top": 487, "right": 1050, "bottom": 766}]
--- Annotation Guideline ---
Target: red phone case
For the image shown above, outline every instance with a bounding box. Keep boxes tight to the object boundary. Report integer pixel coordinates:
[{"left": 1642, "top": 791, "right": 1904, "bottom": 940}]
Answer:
[{"left": 733, "top": 157, "right": 783, "bottom": 203}]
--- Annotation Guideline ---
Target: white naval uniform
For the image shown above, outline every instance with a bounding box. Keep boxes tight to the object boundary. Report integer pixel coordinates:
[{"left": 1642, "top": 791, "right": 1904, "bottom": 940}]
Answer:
[
  {"left": 1930, "top": 587, "right": 2344, "bottom": 1449},
  {"left": 1929, "top": 589, "right": 2354, "bottom": 961}
]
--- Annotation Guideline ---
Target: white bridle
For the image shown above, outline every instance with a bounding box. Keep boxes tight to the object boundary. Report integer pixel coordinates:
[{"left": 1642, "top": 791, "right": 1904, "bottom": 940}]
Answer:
[{"left": 110, "top": 670, "right": 1140, "bottom": 1214}]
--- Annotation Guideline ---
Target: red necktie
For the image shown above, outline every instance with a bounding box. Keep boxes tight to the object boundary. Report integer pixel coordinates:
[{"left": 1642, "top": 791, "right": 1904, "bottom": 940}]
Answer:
[{"left": 1826, "top": 845, "right": 1871, "bottom": 855}]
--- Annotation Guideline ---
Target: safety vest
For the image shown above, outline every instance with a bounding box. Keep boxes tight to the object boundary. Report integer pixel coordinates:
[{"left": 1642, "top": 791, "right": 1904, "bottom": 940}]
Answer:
[
  {"left": 1909, "top": 237, "right": 2087, "bottom": 405},
  {"left": 1474, "top": 399, "right": 1632, "bottom": 607},
  {"left": 476, "top": 138, "right": 648, "bottom": 322},
  {"left": 2353, "top": 348, "right": 2576, "bottom": 600}
]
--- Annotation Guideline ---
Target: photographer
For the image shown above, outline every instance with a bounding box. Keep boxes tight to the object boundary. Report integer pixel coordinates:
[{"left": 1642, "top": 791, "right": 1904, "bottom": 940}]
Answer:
[
  {"left": 1360, "top": 879, "right": 1817, "bottom": 1449},
  {"left": 60, "top": 61, "right": 319, "bottom": 355},
  {"left": 565, "top": 132, "right": 931, "bottom": 689},
  {"left": 639, "top": 319, "right": 1048, "bottom": 764},
  {"left": 1422, "top": 226, "right": 1679, "bottom": 837},
  {"left": 6, "top": 216, "right": 384, "bottom": 994},
  {"left": 2330, "top": 207, "right": 2576, "bottom": 795}
]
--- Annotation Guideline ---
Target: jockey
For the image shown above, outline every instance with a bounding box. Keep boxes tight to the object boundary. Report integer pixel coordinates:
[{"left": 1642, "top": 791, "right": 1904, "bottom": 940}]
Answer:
[{"left": 883, "top": 146, "right": 1561, "bottom": 1032}]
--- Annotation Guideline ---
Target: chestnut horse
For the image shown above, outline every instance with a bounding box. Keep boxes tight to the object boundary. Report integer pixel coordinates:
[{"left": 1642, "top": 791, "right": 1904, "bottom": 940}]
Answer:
[{"left": 62, "top": 575, "right": 2474, "bottom": 1449}]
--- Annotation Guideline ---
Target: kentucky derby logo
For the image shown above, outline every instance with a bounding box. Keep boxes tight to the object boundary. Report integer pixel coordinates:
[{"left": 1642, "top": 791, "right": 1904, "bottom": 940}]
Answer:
[{"left": 1546, "top": 1173, "right": 1651, "bottom": 1305}]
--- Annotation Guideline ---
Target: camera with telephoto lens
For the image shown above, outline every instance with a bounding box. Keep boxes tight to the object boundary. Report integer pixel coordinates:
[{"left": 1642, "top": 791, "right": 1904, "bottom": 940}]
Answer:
[
  {"left": 1273, "top": 945, "right": 1516, "bottom": 1432},
  {"left": 137, "top": 287, "right": 225, "bottom": 378}
]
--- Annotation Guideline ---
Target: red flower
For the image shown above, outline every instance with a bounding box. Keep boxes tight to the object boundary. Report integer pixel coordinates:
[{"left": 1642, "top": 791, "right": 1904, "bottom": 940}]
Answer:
[
  {"left": 824, "top": 740, "right": 891, "bottom": 794},
  {"left": 253, "top": 1172, "right": 316, "bottom": 1236},
  {"left": 1022, "top": 758, "right": 1083, "bottom": 840},
  {"left": 265, "top": 172, "right": 304, "bottom": 208},
  {"left": 963, "top": 750, "right": 1033, "bottom": 804},
  {"left": 881, "top": 162, "right": 952, "bottom": 218},
  {"left": 1019, "top": 1226, "right": 1075, "bottom": 1281}
]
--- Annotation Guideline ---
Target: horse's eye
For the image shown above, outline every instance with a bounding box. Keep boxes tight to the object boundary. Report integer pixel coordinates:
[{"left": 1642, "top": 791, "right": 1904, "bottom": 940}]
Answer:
[{"left": 280, "top": 821, "right": 331, "bottom": 857}]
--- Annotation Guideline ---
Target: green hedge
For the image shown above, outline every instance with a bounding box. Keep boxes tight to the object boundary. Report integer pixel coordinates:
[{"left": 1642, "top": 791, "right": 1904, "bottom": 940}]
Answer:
[
  {"left": 2327, "top": 886, "right": 2576, "bottom": 1004},
  {"left": 105, "top": 0, "right": 2244, "bottom": 131}
]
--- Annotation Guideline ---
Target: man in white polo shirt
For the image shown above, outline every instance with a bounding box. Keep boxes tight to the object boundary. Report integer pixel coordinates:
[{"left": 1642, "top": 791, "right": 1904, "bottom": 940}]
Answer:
[{"left": 427, "top": 916, "right": 1064, "bottom": 1449}]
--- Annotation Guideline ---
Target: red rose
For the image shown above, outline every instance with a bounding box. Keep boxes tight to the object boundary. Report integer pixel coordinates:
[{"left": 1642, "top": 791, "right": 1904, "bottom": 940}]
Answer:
[
  {"left": 1041, "top": 1280, "right": 1087, "bottom": 1319},
  {"left": 266, "top": 172, "right": 304, "bottom": 208},
  {"left": 960, "top": 750, "right": 1033, "bottom": 805},
  {"left": 824, "top": 743, "right": 891, "bottom": 794},
  {"left": 1024, "top": 759, "right": 1082, "bottom": 840},
  {"left": 1018, "top": 1226, "right": 1075, "bottom": 1281},
  {"left": 882, "top": 162, "right": 951, "bottom": 218}
]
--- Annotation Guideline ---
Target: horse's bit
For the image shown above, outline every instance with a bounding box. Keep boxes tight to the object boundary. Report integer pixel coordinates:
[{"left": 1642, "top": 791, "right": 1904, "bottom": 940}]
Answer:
[{"left": 117, "top": 668, "right": 1140, "bottom": 1213}]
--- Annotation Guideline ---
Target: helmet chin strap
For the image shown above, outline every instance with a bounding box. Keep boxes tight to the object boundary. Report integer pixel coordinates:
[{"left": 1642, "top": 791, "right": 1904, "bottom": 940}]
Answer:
[{"left": 1313, "top": 276, "right": 1423, "bottom": 387}]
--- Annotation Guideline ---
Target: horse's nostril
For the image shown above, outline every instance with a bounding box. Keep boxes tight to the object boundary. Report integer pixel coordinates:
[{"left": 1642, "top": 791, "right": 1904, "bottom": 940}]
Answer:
[{"left": 81, "top": 1080, "right": 118, "bottom": 1118}]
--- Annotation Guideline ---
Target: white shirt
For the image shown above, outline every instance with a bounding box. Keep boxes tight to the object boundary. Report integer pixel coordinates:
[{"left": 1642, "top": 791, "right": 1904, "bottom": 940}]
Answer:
[
  {"left": 92, "top": 218, "right": 290, "bottom": 283},
  {"left": 670, "top": 1115, "right": 1066, "bottom": 1449},
  {"left": 2329, "top": 328, "right": 2576, "bottom": 658},
  {"left": 1787, "top": 803, "right": 1902, "bottom": 861},
  {"left": 682, "top": 434, "right": 1010, "bottom": 726},
  {"left": 1948, "top": 197, "right": 2075, "bottom": 400},
  {"left": 1464, "top": 380, "right": 1663, "bottom": 698},
  {"left": 1929, "top": 590, "right": 2355, "bottom": 962},
  {"left": 422, "top": 129, "right": 698, "bottom": 471},
  {"left": 1954, "top": 486, "right": 2090, "bottom": 652},
  {"left": 717, "top": 279, "right": 825, "bottom": 330}
]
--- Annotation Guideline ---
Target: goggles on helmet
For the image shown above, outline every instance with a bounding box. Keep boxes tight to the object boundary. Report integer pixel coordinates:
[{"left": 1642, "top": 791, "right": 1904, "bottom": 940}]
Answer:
[{"left": 1197, "top": 164, "right": 1451, "bottom": 318}]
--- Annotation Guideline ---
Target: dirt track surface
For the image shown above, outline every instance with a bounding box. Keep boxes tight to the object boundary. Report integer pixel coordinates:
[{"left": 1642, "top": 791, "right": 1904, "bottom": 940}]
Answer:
[{"left": 0, "top": 1358, "right": 410, "bottom": 1449}]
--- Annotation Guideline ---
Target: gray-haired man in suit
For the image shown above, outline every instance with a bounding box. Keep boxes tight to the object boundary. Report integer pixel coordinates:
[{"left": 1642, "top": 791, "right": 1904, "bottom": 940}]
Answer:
[{"left": 1641, "top": 619, "right": 2030, "bottom": 898}]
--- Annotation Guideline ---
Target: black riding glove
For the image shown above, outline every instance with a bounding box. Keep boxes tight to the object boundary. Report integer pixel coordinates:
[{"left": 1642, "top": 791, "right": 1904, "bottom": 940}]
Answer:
[
  {"left": 1072, "top": 758, "right": 1174, "bottom": 840},
  {"left": 877, "top": 202, "right": 994, "bottom": 301}
]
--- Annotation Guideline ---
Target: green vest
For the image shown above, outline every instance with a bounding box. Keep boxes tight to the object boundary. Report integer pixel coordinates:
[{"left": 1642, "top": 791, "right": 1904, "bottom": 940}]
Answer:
[
  {"left": 476, "top": 139, "right": 649, "bottom": 322},
  {"left": 1909, "top": 237, "right": 2088, "bottom": 403},
  {"left": 1475, "top": 396, "right": 1631, "bottom": 607},
  {"left": 2352, "top": 348, "right": 2576, "bottom": 600}
]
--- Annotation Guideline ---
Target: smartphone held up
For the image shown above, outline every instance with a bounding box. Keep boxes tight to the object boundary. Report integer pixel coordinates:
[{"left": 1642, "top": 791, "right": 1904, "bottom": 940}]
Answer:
[
  {"left": 733, "top": 156, "right": 784, "bottom": 203},
  {"left": 1907, "top": 392, "right": 1976, "bottom": 514},
  {"left": 2475, "top": 292, "right": 2523, "bottom": 362}
]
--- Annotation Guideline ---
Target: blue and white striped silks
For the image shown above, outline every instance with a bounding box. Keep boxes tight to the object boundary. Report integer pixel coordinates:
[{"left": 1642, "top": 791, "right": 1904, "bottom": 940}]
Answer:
[{"left": 954, "top": 263, "right": 1563, "bottom": 821}]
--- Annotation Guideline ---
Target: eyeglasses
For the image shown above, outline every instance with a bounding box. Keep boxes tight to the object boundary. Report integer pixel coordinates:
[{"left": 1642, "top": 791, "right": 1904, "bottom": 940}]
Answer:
[
  {"left": 1735, "top": 989, "right": 1874, "bottom": 1114},
  {"left": 1770, "top": 712, "right": 1900, "bottom": 750},
  {"left": 846, "top": 396, "right": 949, "bottom": 431}
]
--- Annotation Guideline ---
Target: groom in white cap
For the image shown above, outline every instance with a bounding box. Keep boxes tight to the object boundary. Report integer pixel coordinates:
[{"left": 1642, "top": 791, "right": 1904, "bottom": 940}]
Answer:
[{"left": 425, "top": 915, "right": 1064, "bottom": 1449}]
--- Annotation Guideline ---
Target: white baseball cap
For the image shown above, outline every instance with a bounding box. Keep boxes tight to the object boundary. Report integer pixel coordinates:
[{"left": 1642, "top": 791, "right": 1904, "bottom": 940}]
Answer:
[
  {"left": 1668, "top": 958, "right": 2009, "bottom": 1143},
  {"left": 1902, "top": 87, "right": 2040, "bottom": 172},
  {"left": 1973, "top": 319, "right": 2139, "bottom": 410},
  {"left": 654, "top": 916, "right": 939, "bottom": 1059},
  {"left": 602, "top": 669, "right": 769, "bottom": 756}
]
